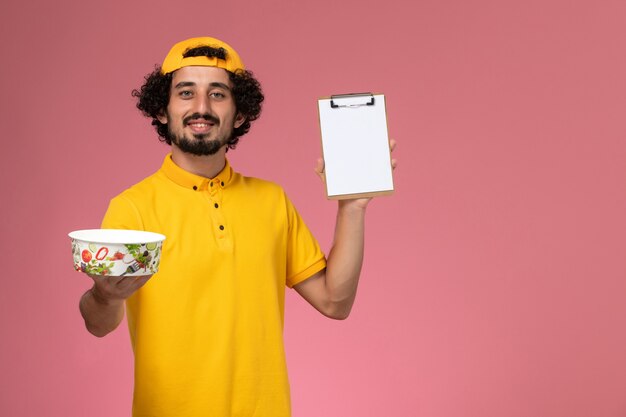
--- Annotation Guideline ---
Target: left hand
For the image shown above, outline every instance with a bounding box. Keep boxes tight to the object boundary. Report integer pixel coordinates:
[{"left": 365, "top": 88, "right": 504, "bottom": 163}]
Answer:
[{"left": 315, "top": 139, "right": 397, "bottom": 209}]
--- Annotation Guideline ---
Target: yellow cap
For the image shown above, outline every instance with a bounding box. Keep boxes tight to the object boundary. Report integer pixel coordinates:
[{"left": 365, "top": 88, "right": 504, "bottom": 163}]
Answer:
[{"left": 161, "top": 37, "right": 245, "bottom": 74}]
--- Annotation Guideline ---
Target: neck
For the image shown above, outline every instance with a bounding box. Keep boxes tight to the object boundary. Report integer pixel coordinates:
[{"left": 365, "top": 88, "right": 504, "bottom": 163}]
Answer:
[{"left": 170, "top": 144, "right": 227, "bottom": 178}]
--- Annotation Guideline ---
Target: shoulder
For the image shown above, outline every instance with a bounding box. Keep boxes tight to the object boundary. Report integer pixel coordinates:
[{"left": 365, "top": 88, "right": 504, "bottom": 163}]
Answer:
[
  {"left": 229, "top": 172, "right": 299, "bottom": 217},
  {"left": 110, "top": 170, "right": 166, "bottom": 203},
  {"left": 103, "top": 171, "right": 165, "bottom": 217},
  {"left": 101, "top": 172, "right": 164, "bottom": 229},
  {"left": 233, "top": 172, "right": 288, "bottom": 197}
]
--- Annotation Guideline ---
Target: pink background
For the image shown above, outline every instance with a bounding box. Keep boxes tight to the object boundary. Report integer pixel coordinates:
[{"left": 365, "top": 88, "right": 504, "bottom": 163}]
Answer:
[{"left": 1, "top": 0, "right": 625, "bottom": 416}]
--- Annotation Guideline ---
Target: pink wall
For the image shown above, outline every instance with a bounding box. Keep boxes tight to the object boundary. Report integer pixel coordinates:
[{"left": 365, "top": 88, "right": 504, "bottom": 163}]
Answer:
[{"left": 1, "top": 0, "right": 625, "bottom": 416}]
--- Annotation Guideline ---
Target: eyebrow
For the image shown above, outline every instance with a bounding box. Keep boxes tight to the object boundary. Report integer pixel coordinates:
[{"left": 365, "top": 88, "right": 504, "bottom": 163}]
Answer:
[{"left": 173, "top": 81, "right": 232, "bottom": 91}]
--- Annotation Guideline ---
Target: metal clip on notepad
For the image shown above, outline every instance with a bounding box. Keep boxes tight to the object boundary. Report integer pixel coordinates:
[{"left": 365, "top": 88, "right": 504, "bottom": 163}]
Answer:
[{"left": 329, "top": 93, "right": 375, "bottom": 108}]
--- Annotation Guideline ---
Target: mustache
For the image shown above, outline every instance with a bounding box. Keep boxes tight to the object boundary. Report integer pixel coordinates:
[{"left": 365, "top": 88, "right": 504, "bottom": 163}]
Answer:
[{"left": 183, "top": 113, "right": 220, "bottom": 126}]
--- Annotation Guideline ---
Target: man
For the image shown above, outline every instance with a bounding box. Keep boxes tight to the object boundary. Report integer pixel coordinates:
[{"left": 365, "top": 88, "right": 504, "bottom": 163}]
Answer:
[{"left": 79, "top": 36, "right": 393, "bottom": 417}]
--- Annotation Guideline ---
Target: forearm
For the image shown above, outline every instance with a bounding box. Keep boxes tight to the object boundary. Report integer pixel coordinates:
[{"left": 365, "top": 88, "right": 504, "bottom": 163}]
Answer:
[
  {"left": 324, "top": 201, "right": 368, "bottom": 317},
  {"left": 79, "top": 287, "right": 125, "bottom": 337}
]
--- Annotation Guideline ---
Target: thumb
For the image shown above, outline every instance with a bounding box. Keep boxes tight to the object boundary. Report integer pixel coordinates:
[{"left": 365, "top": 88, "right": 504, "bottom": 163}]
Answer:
[{"left": 314, "top": 158, "right": 325, "bottom": 181}]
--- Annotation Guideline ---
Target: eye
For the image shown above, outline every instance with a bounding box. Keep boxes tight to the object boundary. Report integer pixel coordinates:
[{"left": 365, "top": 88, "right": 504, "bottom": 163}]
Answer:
[
  {"left": 210, "top": 91, "right": 226, "bottom": 100},
  {"left": 179, "top": 90, "right": 193, "bottom": 98}
]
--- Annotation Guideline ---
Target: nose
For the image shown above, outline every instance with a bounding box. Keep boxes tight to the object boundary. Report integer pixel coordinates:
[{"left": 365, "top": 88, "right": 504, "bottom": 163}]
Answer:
[{"left": 193, "top": 92, "right": 212, "bottom": 114}]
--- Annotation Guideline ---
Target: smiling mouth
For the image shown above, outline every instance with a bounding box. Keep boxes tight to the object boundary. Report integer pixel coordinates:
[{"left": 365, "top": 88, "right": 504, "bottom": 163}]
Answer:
[{"left": 187, "top": 121, "right": 215, "bottom": 134}]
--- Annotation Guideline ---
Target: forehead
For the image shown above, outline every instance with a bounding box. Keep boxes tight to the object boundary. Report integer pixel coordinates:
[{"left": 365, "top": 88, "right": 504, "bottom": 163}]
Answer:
[{"left": 170, "top": 66, "right": 232, "bottom": 87}]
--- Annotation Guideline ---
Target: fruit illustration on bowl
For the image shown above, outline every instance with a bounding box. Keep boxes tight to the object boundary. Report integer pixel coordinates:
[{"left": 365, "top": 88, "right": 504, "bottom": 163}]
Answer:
[
  {"left": 81, "top": 250, "right": 92, "bottom": 263},
  {"left": 107, "top": 251, "right": 125, "bottom": 261}
]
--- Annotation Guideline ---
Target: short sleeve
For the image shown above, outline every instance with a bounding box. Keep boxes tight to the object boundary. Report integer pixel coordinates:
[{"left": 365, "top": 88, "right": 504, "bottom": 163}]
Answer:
[
  {"left": 101, "top": 194, "right": 144, "bottom": 231},
  {"left": 284, "top": 195, "right": 327, "bottom": 288}
]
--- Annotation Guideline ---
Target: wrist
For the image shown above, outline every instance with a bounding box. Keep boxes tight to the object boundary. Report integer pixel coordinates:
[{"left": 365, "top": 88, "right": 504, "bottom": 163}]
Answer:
[
  {"left": 338, "top": 199, "right": 368, "bottom": 214},
  {"left": 90, "top": 286, "right": 122, "bottom": 307}
]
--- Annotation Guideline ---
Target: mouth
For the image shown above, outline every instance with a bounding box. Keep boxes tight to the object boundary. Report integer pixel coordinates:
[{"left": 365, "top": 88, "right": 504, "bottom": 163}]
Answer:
[
  {"left": 186, "top": 119, "right": 217, "bottom": 134},
  {"left": 185, "top": 118, "right": 217, "bottom": 135}
]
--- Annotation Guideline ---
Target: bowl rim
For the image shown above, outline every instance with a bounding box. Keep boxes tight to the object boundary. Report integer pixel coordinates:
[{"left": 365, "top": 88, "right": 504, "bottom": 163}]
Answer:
[{"left": 68, "top": 229, "right": 166, "bottom": 244}]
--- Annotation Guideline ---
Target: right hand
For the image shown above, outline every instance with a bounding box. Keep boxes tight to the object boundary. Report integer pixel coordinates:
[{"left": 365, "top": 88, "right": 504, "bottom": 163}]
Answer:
[{"left": 86, "top": 273, "right": 153, "bottom": 304}]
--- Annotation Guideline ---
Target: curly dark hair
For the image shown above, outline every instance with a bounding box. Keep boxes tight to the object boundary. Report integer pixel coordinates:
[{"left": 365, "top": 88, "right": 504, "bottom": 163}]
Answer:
[{"left": 131, "top": 46, "right": 264, "bottom": 150}]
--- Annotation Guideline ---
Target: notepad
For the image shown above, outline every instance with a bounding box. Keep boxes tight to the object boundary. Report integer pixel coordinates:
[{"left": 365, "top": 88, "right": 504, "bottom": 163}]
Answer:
[{"left": 317, "top": 93, "right": 394, "bottom": 199}]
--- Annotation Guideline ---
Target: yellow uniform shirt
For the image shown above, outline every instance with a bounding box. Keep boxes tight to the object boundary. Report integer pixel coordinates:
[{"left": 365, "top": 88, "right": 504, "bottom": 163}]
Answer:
[{"left": 102, "top": 154, "right": 326, "bottom": 417}]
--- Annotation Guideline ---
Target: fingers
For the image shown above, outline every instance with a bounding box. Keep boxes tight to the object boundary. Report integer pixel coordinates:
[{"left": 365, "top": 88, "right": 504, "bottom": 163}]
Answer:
[
  {"left": 133, "top": 275, "right": 152, "bottom": 287},
  {"left": 389, "top": 139, "right": 397, "bottom": 170},
  {"left": 115, "top": 275, "right": 152, "bottom": 293},
  {"left": 87, "top": 273, "right": 153, "bottom": 300},
  {"left": 314, "top": 158, "right": 324, "bottom": 175},
  {"left": 87, "top": 273, "right": 124, "bottom": 286},
  {"left": 314, "top": 158, "right": 326, "bottom": 182}
]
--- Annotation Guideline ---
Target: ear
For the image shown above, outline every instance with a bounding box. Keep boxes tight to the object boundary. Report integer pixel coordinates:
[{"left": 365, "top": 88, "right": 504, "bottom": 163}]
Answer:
[
  {"left": 234, "top": 113, "right": 246, "bottom": 129},
  {"left": 157, "top": 110, "right": 168, "bottom": 125}
]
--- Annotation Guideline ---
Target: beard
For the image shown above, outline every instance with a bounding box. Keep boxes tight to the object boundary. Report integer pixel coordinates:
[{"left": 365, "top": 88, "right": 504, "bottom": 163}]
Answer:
[
  {"left": 166, "top": 113, "right": 234, "bottom": 156},
  {"left": 170, "top": 132, "right": 225, "bottom": 156}
]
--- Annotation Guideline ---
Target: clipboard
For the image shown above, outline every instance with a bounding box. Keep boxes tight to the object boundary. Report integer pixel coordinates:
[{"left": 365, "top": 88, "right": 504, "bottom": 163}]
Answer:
[{"left": 317, "top": 92, "right": 394, "bottom": 199}]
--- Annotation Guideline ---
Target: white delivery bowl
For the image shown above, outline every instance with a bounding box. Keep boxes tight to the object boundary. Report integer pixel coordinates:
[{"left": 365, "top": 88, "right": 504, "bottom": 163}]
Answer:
[{"left": 69, "top": 229, "right": 166, "bottom": 276}]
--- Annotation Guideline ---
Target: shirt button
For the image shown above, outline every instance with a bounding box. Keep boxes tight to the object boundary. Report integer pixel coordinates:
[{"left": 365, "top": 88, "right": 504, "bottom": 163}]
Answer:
[
  {"left": 214, "top": 203, "right": 219, "bottom": 208},
  {"left": 221, "top": 181, "right": 225, "bottom": 187},
  {"left": 193, "top": 186, "right": 197, "bottom": 190},
  {"left": 210, "top": 182, "right": 213, "bottom": 187},
  {"left": 219, "top": 225, "right": 224, "bottom": 231}
]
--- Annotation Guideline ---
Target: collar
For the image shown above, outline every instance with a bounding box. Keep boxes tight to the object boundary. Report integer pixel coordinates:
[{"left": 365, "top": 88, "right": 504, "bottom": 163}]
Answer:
[{"left": 160, "top": 153, "right": 233, "bottom": 192}]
